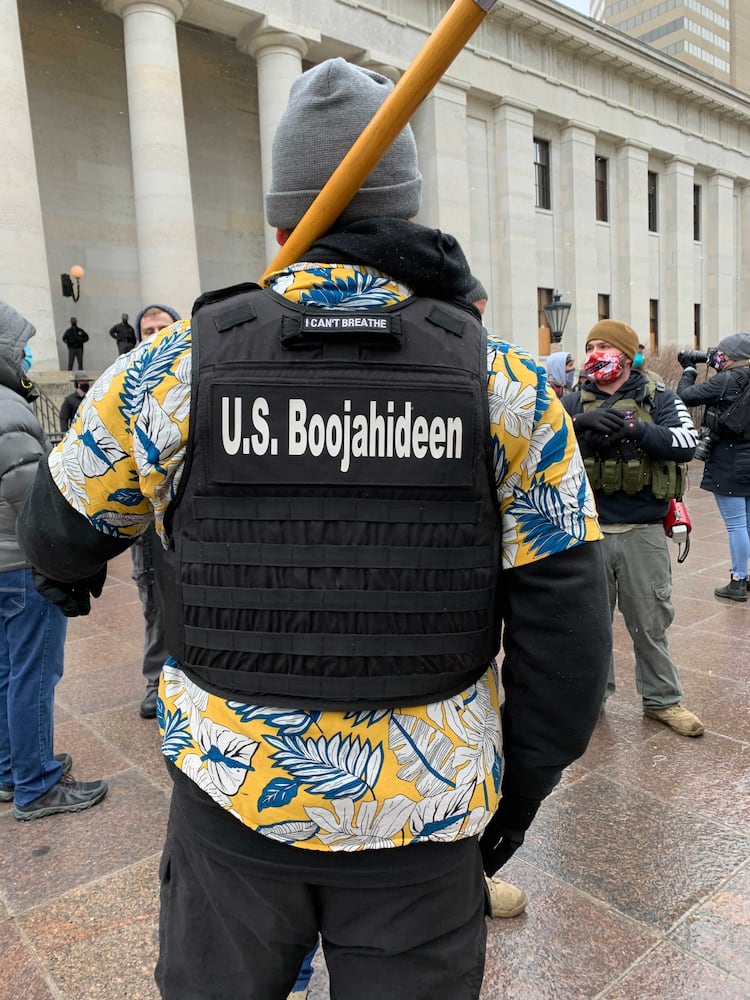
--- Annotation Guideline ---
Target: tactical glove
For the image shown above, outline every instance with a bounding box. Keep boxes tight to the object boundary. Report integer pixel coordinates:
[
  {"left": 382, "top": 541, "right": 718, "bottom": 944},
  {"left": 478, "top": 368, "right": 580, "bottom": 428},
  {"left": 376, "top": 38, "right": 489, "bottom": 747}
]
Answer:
[
  {"left": 479, "top": 793, "right": 542, "bottom": 877},
  {"left": 571, "top": 408, "right": 626, "bottom": 437},
  {"left": 32, "top": 566, "right": 107, "bottom": 617}
]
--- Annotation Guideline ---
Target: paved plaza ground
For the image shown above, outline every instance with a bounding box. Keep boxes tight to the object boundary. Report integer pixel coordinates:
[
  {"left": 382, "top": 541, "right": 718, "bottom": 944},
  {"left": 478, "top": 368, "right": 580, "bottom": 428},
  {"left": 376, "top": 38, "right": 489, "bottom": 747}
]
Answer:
[{"left": 1, "top": 483, "right": 748, "bottom": 999}]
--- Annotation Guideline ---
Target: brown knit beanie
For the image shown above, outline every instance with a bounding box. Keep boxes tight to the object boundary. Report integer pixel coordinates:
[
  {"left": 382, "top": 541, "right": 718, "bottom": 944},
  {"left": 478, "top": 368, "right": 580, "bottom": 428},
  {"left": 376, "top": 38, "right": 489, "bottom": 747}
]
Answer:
[{"left": 586, "top": 320, "right": 639, "bottom": 361}]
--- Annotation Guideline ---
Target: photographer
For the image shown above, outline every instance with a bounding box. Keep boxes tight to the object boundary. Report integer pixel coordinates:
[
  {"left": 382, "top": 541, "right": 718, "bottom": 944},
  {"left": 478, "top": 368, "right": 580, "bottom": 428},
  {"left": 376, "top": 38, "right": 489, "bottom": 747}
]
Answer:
[{"left": 678, "top": 333, "right": 750, "bottom": 602}]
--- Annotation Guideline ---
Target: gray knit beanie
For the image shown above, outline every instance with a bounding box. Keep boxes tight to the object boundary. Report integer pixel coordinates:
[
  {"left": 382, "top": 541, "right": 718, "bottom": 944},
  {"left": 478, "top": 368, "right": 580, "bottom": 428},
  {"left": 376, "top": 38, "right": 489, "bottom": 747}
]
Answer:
[
  {"left": 135, "top": 303, "right": 181, "bottom": 342},
  {"left": 266, "top": 58, "right": 422, "bottom": 230},
  {"left": 465, "top": 277, "right": 488, "bottom": 304},
  {"left": 717, "top": 332, "right": 750, "bottom": 361}
]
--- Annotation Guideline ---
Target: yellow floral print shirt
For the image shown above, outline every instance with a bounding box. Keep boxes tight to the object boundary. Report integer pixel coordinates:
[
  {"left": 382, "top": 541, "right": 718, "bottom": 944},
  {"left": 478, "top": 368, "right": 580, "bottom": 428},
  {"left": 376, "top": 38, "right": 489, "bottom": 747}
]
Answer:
[{"left": 49, "top": 263, "right": 600, "bottom": 853}]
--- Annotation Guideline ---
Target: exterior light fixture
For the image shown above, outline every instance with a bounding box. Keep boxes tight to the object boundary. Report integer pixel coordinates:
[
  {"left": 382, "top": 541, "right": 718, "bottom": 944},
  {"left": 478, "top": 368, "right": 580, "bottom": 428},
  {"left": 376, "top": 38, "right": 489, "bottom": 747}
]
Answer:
[
  {"left": 543, "top": 290, "right": 572, "bottom": 344},
  {"left": 61, "top": 264, "right": 85, "bottom": 302}
]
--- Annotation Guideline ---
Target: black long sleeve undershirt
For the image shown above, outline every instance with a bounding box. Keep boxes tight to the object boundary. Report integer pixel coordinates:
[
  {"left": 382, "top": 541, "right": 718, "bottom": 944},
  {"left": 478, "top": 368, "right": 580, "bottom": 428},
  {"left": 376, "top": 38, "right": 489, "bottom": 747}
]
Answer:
[{"left": 17, "top": 459, "right": 133, "bottom": 581}]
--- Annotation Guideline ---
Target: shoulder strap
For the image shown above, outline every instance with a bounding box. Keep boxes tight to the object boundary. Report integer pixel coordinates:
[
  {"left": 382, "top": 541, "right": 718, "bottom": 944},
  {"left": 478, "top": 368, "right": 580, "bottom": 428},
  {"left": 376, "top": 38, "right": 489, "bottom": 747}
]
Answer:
[{"left": 191, "top": 282, "right": 262, "bottom": 316}]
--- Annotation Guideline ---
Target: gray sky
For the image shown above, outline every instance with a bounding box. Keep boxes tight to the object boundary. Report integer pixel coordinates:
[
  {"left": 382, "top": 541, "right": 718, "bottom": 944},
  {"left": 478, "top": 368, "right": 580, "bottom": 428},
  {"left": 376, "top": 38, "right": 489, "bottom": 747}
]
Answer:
[{"left": 557, "top": 0, "right": 591, "bottom": 14}]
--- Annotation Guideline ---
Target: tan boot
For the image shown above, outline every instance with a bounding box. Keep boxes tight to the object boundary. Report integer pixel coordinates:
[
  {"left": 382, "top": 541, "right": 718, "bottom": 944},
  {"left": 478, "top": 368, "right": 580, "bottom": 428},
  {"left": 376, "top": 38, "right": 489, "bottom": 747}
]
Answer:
[
  {"left": 485, "top": 877, "right": 528, "bottom": 918},
  {"left": 644, "top": 703, "right": 704, "bottom": 737}
]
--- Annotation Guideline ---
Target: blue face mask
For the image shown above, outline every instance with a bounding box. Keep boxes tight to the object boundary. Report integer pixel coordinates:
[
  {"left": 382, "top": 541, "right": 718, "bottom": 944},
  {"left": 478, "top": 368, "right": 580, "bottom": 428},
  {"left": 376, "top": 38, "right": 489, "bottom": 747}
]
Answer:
[
  {"left": 21, "top": 343, "right": 33, "bottom": 374},
  {"left": 564, "top": 370, "right": 576, "bottom": 389}
]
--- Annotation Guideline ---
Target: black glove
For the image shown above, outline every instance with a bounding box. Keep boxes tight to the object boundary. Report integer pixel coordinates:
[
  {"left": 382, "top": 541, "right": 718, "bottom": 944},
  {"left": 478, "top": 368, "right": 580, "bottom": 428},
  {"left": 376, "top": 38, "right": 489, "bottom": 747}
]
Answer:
[
  {"left": 620, "top": 416, "right": 643, "bottom": 440},
  {"left": 479, "top": 793, "right": 542, "bottom": 876},
  {"left": 32, "top": 566, "right": 107, "bottom": 617},
  {"left": 571, "top": 408, "right": 626, "bottom": 438}
]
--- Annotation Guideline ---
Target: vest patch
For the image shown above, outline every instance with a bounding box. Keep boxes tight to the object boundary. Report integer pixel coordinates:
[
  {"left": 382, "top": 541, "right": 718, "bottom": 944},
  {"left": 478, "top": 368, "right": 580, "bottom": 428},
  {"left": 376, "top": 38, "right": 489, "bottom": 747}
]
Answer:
[
  {"left": 211, "top": 383, "right": 475, "bottom": 486},
  {"left": 300, "top": 314, "right": 391, "bottom": 332}
]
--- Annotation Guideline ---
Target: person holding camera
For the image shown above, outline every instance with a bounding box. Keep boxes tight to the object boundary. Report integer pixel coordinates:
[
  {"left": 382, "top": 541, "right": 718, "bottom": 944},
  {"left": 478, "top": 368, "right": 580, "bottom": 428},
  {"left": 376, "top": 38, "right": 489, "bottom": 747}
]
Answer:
[
  {"left": 563, "top": 319, "right": 704, "bottom": 738},
  {"left": 678, "top": 333, "right": 750, "bottom": 602}
]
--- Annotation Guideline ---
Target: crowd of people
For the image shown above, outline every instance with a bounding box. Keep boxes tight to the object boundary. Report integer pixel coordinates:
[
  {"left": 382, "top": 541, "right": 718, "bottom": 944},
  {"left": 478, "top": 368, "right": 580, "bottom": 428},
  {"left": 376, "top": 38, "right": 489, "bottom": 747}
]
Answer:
[{"left": 2, "top": 54, "right": 749, "bottom": 1000}]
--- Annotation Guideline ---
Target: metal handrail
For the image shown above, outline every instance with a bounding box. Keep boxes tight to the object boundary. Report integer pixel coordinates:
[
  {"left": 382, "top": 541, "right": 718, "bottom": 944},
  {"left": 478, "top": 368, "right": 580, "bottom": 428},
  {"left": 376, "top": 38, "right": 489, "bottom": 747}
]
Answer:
[{"left": 31, "top": 388, "right": 64, "bottom": 445}]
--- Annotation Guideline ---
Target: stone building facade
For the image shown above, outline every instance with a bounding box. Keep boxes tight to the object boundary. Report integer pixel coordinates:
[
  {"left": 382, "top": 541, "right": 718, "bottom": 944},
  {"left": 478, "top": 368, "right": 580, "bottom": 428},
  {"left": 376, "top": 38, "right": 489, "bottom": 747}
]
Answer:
[{"left": 3, "top": 0, "right": 750, "bottom": 371}]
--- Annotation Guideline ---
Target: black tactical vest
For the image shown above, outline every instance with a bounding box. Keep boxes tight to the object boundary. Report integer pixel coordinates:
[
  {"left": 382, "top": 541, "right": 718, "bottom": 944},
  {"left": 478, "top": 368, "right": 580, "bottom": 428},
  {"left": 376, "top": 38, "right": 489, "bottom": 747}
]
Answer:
[{"left": 163, "top": 284, "right": 503, "bottom": 710}]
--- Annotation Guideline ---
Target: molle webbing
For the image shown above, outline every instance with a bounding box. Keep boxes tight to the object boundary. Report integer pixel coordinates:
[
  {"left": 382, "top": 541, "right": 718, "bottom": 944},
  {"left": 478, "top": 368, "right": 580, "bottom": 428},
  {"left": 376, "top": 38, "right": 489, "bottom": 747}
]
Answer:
[
  {"left": 166, "top": 287, "right": 503, "bottom": 709},
  {"left": 580, "top": 387, "right": 685, "bottom": 500}
]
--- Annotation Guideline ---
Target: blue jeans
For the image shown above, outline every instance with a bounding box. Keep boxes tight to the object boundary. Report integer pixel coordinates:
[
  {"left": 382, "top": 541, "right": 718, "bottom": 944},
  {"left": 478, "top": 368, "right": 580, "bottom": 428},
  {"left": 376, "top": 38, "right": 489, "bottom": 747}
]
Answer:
[
  {"left": 714, "top": 493, "right": 750, "bottom": 579},
  {"left": 0, "top": 568, "right": 67, "bottom": 805},
  {"left": 292, "top": 942, "right": 318, "bottom": 991}
]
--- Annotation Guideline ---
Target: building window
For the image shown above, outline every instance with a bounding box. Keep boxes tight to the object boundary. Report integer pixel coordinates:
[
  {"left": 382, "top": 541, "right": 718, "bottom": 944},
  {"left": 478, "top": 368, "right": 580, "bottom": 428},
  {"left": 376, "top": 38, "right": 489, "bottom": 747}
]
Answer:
[
  {"left": 693, "top": 184, "right": 701, "bottom": 241},
  {"left": 598, "top": 294, "right": 610, "bottom": 321},
  {"left": 648, "top": 171, "right": 658, "bottom": 232},
  {"left": 537, "top": 287, "right": 553, "bottom": 329},
  {"left": 649, "top": 298, "right": 659, "bottom": 352},
  {"left": 534, "top": 138, "right": 551, "bottom": 210},
  {"left": 694, "top": 303, "right": 701, "bottom": 348},
  {"left": 537, "top": 287, "right": 553, "bottom": 354},
  {"left": 595, "top": 156, "right": 609, "bottom": 222}
]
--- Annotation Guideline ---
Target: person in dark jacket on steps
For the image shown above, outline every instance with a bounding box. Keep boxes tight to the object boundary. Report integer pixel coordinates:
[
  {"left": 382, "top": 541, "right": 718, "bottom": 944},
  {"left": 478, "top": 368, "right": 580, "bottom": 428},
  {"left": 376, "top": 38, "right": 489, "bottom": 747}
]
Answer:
[
  {"left": 678, "top": 332, "right": 750, "bottom": 602},
  {"left": 109, "top": 313, "right": 136, "bottom": 354},
  {"left": 61, "top": 317, "right": 88, "bottom": 370},
  {"left": 58, "top": 370, "right": 90, "bottom": 432},
  {"left": 17, "top": 59, "right": 610, "bottom": 1000}
]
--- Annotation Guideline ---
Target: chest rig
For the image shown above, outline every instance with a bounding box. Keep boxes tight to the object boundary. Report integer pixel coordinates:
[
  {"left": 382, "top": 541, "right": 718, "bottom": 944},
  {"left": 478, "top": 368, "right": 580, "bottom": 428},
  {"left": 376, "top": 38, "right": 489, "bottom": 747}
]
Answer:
[
  {"left": 579, "top": 376, "right": 685, "bottom": 500},
  {"left": 163, "top": 284, "right": 503, "bottom": 710}
]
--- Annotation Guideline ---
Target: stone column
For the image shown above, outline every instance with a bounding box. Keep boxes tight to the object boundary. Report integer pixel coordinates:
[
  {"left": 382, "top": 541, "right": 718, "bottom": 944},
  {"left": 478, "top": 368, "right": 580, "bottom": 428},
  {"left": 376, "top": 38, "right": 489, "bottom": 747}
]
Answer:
[
  {"left": 614, "top": 140, "right": 650, "bottom": 336},
  {"left": 492, "top": 99, "right": 537, "bottom": 351},
  {"left": 560, "top": 122, "right": 598, "bottom": 354},
  {"left": 0, "top": 2, "right": 58, "bottom": 369},
  {"left": 239, "top": 21, "right": 319, "bottom": 266},
  {"left": 104, "top": 0, "right": 200, "bottom": 317},
  {"left": 739, "top": 183, "right": 750, "bottom": 331},
  {"left": 412, "top": 78, "right": 472, "bottom": 250},
  {"left": 705, "top": 171, "right": 736, "bottom": 341},
  {"left": 663, "top": 157, "right": 696, "bottom": 348}
]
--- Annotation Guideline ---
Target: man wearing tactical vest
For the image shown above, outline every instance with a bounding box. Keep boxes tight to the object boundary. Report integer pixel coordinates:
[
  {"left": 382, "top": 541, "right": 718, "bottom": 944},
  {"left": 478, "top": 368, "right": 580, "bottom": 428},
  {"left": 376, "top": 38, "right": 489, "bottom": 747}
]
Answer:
[
  {"left": 18, "top": 59, "right": 611, "bottom": 1000},
  {"left": 563, "top": 320, "right": 703, "bottom": 739}
]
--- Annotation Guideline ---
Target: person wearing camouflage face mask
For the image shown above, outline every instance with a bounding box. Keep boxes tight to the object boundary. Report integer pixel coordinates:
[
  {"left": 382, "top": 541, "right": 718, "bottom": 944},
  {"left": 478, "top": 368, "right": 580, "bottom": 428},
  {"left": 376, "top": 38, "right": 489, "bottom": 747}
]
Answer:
[{"left": 563, "top": 320, "right": 704, "bottom": 739}]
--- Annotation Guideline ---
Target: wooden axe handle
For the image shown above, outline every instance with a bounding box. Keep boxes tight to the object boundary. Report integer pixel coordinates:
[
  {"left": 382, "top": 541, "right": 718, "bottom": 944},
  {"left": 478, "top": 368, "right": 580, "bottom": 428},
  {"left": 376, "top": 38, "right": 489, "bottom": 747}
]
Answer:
[{"left": 261, "top": 0, "right": 496, "bottom": 280}]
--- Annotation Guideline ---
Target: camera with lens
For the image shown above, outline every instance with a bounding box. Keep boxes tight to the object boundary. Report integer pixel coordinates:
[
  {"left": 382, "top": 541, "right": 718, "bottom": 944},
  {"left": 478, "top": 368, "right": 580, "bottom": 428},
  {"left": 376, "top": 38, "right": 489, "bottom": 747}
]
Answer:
[
  {"left": 677, "top": 349, "right": 710, "bottom": 367},
  {"left": 694, "top": 426, "right": 715, "bottom": 462}
]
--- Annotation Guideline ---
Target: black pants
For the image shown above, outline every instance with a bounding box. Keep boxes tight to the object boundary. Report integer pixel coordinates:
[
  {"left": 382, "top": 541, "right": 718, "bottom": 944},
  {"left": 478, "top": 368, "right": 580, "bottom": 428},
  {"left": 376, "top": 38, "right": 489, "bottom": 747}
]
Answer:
[
  {"left": 155, "top": 797, "right": 487, "bottom": 1000},
  {"left": 66, "top": 347, "right": 83, "bottom": 370}
]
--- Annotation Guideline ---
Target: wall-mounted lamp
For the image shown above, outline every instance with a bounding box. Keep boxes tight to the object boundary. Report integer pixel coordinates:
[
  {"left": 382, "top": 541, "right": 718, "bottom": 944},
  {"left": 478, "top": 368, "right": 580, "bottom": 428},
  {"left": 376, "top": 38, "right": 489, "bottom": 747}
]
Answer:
[
  {"left": 543, "top": 290, "right": 572, "bottom": 344},
  {"left": 61, "top": 264, "right": 85, "bottom": 302}
]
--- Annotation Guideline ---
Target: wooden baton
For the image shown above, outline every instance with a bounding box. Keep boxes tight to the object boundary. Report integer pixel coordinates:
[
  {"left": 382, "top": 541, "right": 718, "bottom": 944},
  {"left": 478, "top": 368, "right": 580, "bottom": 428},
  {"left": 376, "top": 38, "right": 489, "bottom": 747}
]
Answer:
[{"left": 261, "top": 0, "right": 497, "bottom": 281}]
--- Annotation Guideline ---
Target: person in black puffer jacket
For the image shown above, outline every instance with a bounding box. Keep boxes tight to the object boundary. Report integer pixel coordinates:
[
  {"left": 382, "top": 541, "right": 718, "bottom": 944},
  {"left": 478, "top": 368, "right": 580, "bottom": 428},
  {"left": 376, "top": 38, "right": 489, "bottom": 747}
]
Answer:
[{"left": 678, "top": 332, "right": 750, "bottom": 602}]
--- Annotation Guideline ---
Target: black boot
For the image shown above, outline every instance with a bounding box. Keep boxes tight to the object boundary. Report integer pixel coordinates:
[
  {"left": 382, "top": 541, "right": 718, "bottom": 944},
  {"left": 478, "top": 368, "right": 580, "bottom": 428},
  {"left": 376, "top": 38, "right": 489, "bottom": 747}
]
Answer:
[
  {"left": 139, "top": 687, "right": 159, "bottom": 718},
  {"left": 714, "top": 576, "right": 748, "bottom": 602}
]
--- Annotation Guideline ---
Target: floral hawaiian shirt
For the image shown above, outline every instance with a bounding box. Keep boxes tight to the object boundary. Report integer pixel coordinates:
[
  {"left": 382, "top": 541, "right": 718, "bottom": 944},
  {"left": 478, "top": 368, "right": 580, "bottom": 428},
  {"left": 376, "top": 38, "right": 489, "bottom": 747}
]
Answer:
[{"left": 48, "top": 263, "right": 600, "bottom": 853}]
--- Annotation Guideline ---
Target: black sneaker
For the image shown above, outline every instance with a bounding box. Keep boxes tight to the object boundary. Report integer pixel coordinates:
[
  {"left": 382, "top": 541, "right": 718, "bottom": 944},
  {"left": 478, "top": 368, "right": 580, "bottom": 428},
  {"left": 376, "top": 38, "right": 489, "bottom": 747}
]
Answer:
[
  {"left": 0, "top": 752, "right": 73, "bottom": 803},
  {"left": 13, "top": 774, "right": 107, "bottom": 821}
]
